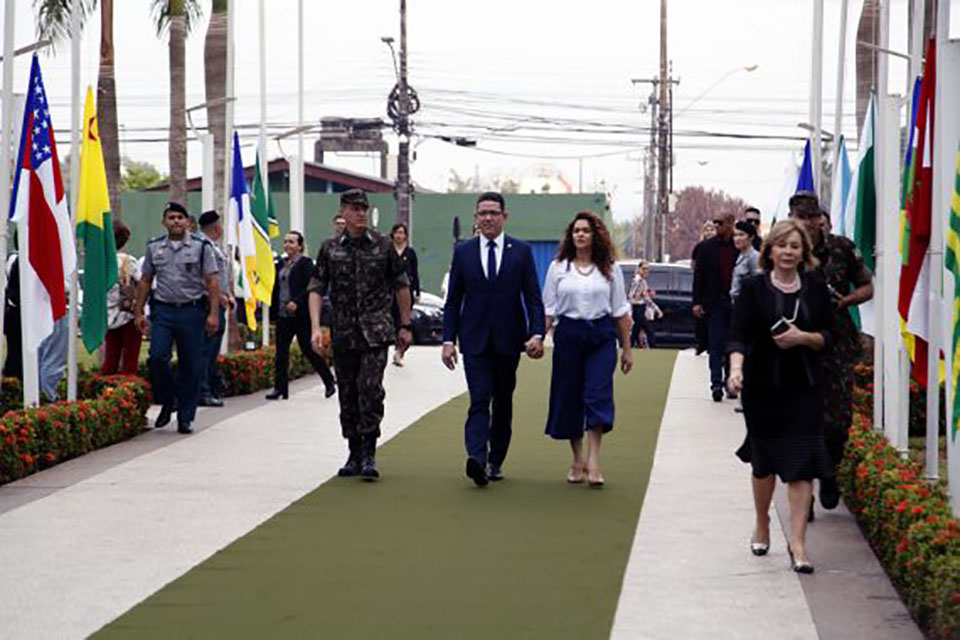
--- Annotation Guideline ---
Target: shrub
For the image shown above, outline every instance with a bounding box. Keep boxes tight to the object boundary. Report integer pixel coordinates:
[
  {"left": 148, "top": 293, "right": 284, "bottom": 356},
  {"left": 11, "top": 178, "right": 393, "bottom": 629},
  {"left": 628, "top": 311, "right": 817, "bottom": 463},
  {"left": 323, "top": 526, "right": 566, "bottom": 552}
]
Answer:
[
  {"left": 0, "top": 376, "right": 151, "bottom": 485},
  {"left": 840, "top": 369, "right": 960, "bottom": 639}
]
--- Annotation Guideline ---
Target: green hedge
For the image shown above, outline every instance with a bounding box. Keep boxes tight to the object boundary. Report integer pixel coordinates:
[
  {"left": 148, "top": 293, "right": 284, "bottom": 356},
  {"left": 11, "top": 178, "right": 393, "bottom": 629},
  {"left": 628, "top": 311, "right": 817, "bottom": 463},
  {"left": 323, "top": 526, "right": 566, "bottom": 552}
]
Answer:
[
  {"left": 841, "top": 368, "right": 960, "bottom": 639},
  {"left": 0, "top": 375, "right": 151, "bottom": 485}
]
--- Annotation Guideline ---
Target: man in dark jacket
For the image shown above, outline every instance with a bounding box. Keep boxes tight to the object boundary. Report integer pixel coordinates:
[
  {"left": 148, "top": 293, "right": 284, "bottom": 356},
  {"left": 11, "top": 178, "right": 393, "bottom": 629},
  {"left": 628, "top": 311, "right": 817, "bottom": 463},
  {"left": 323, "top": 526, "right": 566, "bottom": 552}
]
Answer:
[{"left": 693, "top": 212, "right": 737, "bottom": 401}]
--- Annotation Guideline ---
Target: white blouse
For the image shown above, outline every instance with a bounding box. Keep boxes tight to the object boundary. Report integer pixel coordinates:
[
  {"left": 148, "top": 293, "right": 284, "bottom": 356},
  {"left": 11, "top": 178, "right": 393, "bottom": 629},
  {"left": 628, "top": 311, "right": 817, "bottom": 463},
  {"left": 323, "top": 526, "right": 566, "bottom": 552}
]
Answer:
[{"left": 543, "top": 260, "right": 631, "bottom": 321}]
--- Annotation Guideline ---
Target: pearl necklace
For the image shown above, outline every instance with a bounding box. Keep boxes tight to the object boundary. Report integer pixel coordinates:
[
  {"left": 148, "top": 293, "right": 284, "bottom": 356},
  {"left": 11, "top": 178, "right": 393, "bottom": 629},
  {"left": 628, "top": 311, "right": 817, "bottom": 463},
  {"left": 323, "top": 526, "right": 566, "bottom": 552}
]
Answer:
[{"left": 771, "top": 271, "right": 800, "bottom": 292}]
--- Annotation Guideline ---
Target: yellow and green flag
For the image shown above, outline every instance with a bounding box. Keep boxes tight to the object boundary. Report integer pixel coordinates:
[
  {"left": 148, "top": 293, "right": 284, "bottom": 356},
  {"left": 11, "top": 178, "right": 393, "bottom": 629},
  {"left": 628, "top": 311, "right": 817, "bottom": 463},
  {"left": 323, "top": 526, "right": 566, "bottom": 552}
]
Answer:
[
  {"left": 76, "top": 87, "right": 118, "bottom": 352},
  {"left": 250, "top": 151, "right": 276, "bottom": 303},
  {"left": 945, "top": 144, "right": 960, "bottom": 441}
]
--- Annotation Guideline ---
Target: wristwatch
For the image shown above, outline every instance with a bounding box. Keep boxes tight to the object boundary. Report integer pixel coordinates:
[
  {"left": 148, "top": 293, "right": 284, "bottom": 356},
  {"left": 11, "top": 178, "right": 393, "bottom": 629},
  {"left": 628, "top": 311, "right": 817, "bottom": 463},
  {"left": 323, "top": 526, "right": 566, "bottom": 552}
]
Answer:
[{"left": 400, "top": 324, "right": 413, "bottom": 332}]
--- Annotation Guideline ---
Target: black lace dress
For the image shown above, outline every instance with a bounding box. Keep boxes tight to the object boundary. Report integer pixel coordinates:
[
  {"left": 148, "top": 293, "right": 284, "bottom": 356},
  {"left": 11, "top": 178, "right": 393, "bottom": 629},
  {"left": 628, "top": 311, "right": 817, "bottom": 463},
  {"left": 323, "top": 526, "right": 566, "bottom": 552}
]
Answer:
[{"left": 728, "top": 272, "right": 835, "bottom": 482}]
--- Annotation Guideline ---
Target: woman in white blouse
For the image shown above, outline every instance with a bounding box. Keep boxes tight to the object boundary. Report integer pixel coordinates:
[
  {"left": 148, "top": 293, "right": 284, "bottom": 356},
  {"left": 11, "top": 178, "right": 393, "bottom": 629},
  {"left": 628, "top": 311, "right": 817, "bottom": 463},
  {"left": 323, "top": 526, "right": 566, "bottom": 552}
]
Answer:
[{"left": 543, "top": 211, "right": 633, "bottom": 487}]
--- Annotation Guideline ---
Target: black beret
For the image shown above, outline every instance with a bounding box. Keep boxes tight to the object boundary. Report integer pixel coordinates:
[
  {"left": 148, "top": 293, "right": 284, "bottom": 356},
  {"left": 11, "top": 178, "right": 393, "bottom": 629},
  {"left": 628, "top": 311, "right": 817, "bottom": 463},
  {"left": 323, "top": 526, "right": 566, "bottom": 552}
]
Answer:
[
  {"left": 198, "top": 210, "right": 220, "bottom": 226},
  {"left": 164, "top": 201, "right": 188, "bottom": 216},
  {"left": 340, "top": 189, "right": 369, "bottom": 207}
]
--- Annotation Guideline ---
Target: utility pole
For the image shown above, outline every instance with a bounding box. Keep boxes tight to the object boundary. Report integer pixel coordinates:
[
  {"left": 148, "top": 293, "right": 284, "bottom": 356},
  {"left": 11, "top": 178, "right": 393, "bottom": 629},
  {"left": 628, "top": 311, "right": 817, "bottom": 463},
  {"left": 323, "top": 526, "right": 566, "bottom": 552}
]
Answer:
[
  {"left": 632, "top": 78, "right": 659, "bottom": 259},
  {"left": 657, "top": 0, "right": 671, "bottom": 262},
  {"left": 388, "top": 0, "right": 419, "bottom": 230}
]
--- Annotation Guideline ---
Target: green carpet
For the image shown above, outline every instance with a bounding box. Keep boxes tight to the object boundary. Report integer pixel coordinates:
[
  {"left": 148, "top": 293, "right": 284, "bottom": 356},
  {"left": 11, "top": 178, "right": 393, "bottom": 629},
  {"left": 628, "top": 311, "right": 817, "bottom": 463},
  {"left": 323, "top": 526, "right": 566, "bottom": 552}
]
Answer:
[{"left": 96, "top": 350, "right": 677, "bottom": 639}]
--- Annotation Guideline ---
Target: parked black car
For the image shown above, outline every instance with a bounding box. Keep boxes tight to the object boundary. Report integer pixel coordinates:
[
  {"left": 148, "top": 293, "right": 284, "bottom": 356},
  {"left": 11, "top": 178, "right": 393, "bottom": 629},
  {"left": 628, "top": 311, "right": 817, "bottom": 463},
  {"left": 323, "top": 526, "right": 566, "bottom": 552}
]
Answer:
[
  {"left": 410, "top": 293, "right": 445, "bottom": 345},
  {"left": 618, "top": 261, "right": 696, "bottom": 349}
]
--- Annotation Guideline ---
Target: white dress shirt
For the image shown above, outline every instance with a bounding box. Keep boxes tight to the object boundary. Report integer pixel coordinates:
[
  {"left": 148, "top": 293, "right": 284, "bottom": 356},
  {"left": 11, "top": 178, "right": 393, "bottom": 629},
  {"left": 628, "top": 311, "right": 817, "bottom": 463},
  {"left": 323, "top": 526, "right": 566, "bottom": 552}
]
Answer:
[
  {"left": 479, "top": 232, "right": 505, "bottom": 278},
  {"left": 543, "top": 260, "right": 631, "bottom": 321}
]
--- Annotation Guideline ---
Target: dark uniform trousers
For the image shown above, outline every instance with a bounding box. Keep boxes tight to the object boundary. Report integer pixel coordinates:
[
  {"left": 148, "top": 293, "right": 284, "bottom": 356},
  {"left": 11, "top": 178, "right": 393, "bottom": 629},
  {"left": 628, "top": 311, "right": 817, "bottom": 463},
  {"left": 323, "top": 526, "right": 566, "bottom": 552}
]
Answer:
[
  {"left": 275, "top": 315, "right": 335, "bottom": 394},
  {"left": 200, "top": 306, "right": 226, "bottom": 398},
  {"left": 149, "top": 301, "right": 206, "bottom": 423},
  {"left": 333, "top": 345, "right": 388, "bottom": 439}
]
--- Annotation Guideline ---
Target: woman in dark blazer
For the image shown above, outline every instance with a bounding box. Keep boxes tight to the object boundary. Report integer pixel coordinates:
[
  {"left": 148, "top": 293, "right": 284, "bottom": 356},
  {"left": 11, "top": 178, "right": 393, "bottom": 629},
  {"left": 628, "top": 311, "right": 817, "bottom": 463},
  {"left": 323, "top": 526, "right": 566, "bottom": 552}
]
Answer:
[
  {"left": 267, "top": 231, "right": 336, "bottom": 399},
  {"left": 727, "top": 219, "right": 834, "bottom": 574},
  {"left": 390, "top": 223, "right": 420, "bottom": 366}
]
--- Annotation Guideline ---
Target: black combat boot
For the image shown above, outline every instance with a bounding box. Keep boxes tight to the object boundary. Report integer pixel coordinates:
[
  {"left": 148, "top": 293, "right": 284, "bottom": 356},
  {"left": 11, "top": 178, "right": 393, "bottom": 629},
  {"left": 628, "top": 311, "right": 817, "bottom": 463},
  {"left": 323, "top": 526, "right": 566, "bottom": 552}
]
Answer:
[
  {"left": 337, "top": 438, "right": 362, "bottom": 477},
  {"left": 360, "top": 436, "right": 379, "bottom": 481}
]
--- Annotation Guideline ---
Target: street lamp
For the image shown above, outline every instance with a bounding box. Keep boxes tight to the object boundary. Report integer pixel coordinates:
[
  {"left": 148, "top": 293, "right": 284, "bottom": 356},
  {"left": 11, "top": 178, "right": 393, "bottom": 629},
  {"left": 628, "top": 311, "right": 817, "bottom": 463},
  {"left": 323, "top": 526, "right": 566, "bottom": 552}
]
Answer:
[{"left": 675, "top": 64, "right": 759, "bottom": 118}]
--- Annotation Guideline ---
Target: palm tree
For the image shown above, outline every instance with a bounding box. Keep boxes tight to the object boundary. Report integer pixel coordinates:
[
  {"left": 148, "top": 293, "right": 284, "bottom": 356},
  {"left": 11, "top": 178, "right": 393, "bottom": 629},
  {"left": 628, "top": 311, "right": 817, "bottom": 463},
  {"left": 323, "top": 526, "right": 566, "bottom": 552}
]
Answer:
[
  {"left": 204, "top": 0, "right": 228, "bottom": 213},
  {"left": 34, "top": 0, "right": 123, "bottom": 219},
  {"left": 151, "top": 0, "right": 202, "bottom": 206}
]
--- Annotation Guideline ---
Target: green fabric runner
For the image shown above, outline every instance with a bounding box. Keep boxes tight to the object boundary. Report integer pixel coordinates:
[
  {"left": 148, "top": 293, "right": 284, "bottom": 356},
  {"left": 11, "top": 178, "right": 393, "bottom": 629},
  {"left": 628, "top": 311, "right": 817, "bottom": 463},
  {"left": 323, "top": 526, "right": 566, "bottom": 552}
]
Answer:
[{"left": 97, "top": 350, "right": 676, "bottom": 639}]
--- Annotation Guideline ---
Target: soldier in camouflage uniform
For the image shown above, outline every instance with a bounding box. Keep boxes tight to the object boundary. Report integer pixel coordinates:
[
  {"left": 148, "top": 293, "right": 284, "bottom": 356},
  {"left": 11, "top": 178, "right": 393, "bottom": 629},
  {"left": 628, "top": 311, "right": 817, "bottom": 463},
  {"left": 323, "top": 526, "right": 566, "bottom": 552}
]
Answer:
[
  {"left": 309, "top": 189, "right": 413, "bottom": 480},
  {"left": 789, "top": 192, "right": 874, "bottom": 510}
]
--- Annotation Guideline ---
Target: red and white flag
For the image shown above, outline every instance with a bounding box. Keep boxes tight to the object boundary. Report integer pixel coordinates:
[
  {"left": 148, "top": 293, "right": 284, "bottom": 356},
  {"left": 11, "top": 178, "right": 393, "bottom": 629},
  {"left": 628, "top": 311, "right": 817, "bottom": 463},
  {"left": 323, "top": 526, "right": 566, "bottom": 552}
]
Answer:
[{"left": 8, "top": 54, "right": 76, "bottom": 351}]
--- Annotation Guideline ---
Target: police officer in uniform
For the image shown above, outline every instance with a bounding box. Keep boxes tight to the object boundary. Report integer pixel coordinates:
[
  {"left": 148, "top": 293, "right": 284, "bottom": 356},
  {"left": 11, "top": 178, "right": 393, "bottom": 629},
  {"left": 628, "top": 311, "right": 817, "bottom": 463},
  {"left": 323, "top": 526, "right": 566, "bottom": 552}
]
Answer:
[
  {"left": 135, "top": 202, "right": 221, "bottom": 434},
  {"left": 197, "top": 209, "right": 233, "bottom": 407},
  {"left": 788, "top": 191, "right": 874, "bottom": 511},
  {"left": 309, "top": 189, "right": 413, "bottom": 480}
]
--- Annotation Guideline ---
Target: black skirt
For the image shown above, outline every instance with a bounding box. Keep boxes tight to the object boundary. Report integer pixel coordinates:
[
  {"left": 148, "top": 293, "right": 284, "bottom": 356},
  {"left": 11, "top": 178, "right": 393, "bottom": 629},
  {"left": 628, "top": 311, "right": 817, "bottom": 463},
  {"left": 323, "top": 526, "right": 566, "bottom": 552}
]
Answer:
[{"left": 736, "top": 382, "right": 833, "bottom": 482}]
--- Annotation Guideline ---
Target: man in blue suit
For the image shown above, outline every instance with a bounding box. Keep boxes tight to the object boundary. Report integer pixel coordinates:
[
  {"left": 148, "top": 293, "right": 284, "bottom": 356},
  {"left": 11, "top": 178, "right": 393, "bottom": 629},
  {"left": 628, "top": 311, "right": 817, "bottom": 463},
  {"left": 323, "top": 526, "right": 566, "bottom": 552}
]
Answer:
[{"left": 442, "top": 192, "right": 546, "bottom": 487}]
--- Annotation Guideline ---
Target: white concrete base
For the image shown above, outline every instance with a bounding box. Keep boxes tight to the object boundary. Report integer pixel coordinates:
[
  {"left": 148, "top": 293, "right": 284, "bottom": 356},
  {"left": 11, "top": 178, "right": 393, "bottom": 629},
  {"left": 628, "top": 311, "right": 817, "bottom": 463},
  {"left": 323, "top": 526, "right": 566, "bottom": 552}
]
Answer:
[
  {"left": 611, "top": 350, "right": 818, "bottom": 640},
  {"left": 0, "top": 347, "right": 466, "bottom": 640}
]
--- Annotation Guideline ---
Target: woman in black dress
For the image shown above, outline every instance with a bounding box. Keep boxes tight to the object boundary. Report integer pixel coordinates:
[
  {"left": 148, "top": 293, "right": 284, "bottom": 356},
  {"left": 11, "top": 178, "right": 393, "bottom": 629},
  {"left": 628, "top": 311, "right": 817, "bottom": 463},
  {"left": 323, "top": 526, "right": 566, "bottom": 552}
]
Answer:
[
  {"left": 726, "top": 219, "right": 834, "bottom": 574},
  {"left": 267, "top": 231, "right": 336, "bottom": 400},
  {"left": 390, "top": 223, "right": 420, "bottom": 367}
]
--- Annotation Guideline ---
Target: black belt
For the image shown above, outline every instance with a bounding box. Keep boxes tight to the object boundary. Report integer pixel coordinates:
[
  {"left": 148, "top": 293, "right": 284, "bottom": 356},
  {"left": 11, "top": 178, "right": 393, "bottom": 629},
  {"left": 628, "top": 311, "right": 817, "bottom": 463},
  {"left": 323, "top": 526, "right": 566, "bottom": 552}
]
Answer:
[{"left": 152, "top": 298, "right": 206, "bottom": 309}]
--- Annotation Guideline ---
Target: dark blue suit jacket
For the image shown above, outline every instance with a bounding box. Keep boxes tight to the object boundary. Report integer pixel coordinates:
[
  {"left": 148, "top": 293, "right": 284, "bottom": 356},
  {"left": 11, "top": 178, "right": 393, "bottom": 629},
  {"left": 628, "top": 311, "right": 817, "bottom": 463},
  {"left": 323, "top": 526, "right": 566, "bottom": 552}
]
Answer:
[{"left": 442, "top": 235, "right": 546, "bottom": 356}]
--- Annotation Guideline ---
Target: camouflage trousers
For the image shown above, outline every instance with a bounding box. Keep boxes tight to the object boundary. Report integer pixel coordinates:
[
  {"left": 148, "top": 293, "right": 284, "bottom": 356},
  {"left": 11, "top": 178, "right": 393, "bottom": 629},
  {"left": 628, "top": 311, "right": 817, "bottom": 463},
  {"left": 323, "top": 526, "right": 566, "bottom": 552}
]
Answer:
[
  {"left": 332, "top": 345, "right": 388, "bottom": 440},
  {"left": 823, "top": 357, "right": 854, "bottom": 467}
]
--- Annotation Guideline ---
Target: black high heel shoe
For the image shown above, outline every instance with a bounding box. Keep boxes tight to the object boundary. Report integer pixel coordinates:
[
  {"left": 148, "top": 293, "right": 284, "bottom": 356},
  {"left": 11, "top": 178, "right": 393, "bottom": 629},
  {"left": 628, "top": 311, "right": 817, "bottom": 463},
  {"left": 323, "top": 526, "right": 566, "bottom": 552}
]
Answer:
[
  {"left": 265, "top": 390, "right": 288, "bottom": 400},
  {"left": 787, "top": 545, "right": 814, "bottom": 574}
]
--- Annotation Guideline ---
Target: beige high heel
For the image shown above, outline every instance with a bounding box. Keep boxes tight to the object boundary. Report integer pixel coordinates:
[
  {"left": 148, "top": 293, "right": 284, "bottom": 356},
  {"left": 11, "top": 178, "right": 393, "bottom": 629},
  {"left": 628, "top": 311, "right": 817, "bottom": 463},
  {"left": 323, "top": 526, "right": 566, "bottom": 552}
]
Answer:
[{"left": 566, "top": 463, "right": 585, "bottom": 484}]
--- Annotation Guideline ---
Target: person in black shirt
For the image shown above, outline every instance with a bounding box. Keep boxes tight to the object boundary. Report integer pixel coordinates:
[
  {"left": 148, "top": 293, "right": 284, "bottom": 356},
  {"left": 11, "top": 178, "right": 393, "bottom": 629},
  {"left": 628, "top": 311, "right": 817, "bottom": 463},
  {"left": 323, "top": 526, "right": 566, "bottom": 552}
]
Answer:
[
  {"left": 693, "top": 212, "right": 738, "bottom": 401},
  {"left": 744, "top": 206, "right": 763, "bottom": 250},
  {"left": 389, "top": 223, "right": 420, "bottom": 367}
]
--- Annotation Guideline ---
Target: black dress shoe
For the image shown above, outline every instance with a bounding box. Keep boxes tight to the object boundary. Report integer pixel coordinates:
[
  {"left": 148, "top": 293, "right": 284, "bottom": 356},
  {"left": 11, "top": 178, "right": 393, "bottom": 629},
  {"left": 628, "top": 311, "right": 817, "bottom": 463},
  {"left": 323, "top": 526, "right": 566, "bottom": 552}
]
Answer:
[
  {"left": 155, "top": 405, "right": 175, "bottom": 429},
  {"left": 466, "top": 458, "right": 488, "bottom": 487},
  {"left": 325, "top": 385, "right": 336, "bottom": 398},
  {"left": 198, "top": 395, "right": 224, "bottom": 407},
  {"left": 819, "top": 477, "right": 840, "bottom": 510},
  {"left": 711, "top": 388, "right": 723, "bottom": 402},
  {"left": 487, "top": 464, "right": 504, "bottom": 481},
  {"left": 265, "top": 390, "right": 288, "bottom": 400},
  {"left": 177, "top": 421, "right": 193, "bottom": 434}
]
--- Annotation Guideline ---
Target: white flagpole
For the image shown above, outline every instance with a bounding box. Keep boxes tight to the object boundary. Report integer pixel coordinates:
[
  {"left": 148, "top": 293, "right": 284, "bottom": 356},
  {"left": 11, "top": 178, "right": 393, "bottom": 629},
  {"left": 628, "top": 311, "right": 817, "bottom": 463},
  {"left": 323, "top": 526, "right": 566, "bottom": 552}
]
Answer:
[
  {"left": 292, "top": 0, "right": 305, "bottom": 233},
  {"left": 258, "top": 0, "right": 269, "bottom": 348},
  {"left": 810, "top": 0, "right": 824, "bottom": 195},
  {"left": 937, "top": 0, "right": 960, "bottom": 515},
  {"left": 222, "top": 0, "right": 235, "bottom": 354},
  {"left": 0, "top": 0, "right": 16, "bottom": 392},
  {"left": 66, "top": 2, "right": 81, "bottom": 401},
  {"left": 832, "top": 0, "right": 848, "bottom": 191}
]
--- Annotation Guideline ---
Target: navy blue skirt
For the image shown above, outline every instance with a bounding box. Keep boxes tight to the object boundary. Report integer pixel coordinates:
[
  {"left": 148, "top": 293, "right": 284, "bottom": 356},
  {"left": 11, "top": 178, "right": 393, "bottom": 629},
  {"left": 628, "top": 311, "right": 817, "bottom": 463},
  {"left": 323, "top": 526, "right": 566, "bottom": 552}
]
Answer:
[{"left": 545, "top": 316, "right": 617, "bottom": 440}]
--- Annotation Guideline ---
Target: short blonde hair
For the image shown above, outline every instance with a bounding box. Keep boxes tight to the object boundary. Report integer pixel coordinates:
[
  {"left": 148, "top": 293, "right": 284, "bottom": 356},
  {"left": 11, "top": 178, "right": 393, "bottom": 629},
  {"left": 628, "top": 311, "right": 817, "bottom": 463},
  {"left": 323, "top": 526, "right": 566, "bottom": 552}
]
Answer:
[{"left": 759, "top": 220, "right": 819, "bottom": 272}]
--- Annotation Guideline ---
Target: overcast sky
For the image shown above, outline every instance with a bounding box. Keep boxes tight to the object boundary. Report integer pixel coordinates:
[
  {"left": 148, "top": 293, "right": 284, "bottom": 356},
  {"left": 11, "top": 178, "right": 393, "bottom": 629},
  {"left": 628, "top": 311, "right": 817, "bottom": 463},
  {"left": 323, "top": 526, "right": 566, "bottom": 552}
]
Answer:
[{"left": 1, "top": 0, "right": 948, "bottom": 221}]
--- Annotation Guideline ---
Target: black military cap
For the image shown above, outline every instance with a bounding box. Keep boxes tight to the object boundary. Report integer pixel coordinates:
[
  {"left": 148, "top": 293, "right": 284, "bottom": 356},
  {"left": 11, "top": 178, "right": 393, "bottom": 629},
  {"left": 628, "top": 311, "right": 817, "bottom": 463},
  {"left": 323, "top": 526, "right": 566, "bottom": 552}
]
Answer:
[
  {"left": 198, "top": 210, "right": 220, "bottom": 227},
  {"left": 788, "top": 190, "right": 821, "bottom": 217},
  {"left": 164, "top": 201, "right": 189, "bottom": 216},
  {"left": 340, "top": 189, "right": 370, "bottom": 208}
]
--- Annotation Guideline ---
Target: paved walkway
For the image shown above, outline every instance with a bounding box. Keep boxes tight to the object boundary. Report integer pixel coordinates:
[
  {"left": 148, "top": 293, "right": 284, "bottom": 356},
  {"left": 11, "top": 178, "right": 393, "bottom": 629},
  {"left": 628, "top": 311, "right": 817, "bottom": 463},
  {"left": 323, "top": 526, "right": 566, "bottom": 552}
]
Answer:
[
  {"left": 612, "top": 351, "right": 921, "bottom": 640},
  {"left": 0, "top": 348, "right": 923, "bottom": 639},
  {"left": 0, "top": 348, "right": 466, "bottom": 639}
]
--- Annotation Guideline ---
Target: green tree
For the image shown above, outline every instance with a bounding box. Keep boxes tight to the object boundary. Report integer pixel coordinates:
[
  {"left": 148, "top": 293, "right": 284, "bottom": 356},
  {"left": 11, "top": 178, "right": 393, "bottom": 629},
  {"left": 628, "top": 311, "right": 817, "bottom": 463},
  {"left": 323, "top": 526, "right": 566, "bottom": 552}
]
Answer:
[
  {"left": 34, "top": 0, "right": 123, "bottom": 218},
  {"left": 151, "top": 0, "right": 203, "bottom": 205},
  {"left": 120, "top": 157, "right": 167, "bottom": 192}
]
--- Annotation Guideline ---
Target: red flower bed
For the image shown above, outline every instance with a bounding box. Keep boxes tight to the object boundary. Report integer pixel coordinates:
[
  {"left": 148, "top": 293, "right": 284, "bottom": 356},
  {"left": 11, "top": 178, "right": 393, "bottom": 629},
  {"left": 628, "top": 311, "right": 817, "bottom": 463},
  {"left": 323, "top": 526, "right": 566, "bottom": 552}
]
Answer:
[
  {"left": 0, "top": 375, "right": 151, "bottom": 485},
  {"left": 840, "top": 367, "right": 960, "bottom": 639}
]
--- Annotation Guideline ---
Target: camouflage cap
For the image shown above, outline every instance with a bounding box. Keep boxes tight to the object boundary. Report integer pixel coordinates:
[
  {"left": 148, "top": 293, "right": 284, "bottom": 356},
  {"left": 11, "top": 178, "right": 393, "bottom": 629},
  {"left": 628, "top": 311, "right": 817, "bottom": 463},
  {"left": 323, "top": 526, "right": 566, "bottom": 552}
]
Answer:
[{"left": 340, "top": 189, "right": 370, "bottom": 208}]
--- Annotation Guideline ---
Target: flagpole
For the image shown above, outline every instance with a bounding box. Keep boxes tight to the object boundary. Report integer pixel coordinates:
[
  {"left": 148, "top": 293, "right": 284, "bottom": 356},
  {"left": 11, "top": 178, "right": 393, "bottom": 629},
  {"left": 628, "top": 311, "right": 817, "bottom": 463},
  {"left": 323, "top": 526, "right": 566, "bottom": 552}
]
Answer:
[
  {"left": 938, "top": 1, "right": 960, "bottom": 513},
  {"left": 832, "top": 0, "right": 848, "bottom": 186},
  {"left": 810, "top": 0, "right": 824, "bottom": 195},
  {"left": 293, "top": 0, "right": 304, "bottom": 234},
  {"left": 258, "top": 0, "right": 269, "bottom": 349},
  {"left": 66, "top": 2, "right": 82, "bottom": 401},
  {"left": 0, "top": 0, "right": 16, "bottom": 392},
  {"left": 222, "top": 0, "right": 235, "bottom": 355}
]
